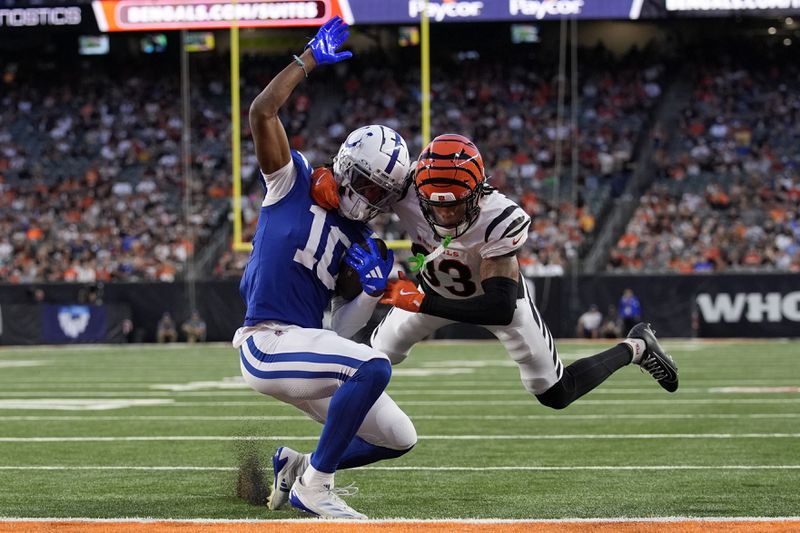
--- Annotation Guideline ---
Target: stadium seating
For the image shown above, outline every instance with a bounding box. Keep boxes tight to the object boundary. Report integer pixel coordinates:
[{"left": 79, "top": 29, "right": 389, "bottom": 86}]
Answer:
[
  {"left": 216, "top": 47, "right": 663, "bottom": 278},
  {"left": 2, "top": 47, "right": 664, "bottom": 282},
  {"left": 607, "top": 43, "right": 800, "bottom": 273}
]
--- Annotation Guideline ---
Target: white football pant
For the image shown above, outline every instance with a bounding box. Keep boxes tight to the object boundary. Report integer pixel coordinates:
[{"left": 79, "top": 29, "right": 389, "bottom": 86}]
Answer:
[
  {"left": 234, "top": 322, "right": 416, "bottom": 451},
  {"left": 371, "top": 279, "right": 564, "bottom": 395}
]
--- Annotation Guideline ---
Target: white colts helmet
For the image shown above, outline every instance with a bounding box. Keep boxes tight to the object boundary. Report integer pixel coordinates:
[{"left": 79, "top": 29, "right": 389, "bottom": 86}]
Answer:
[{"left": 332, "top": 125, "right": 411, "bottom": 222}]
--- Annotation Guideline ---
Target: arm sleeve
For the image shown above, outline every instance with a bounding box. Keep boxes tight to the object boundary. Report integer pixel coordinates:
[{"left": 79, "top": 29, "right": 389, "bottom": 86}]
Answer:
[
  {"left": 419, "top": 277, "right": 518, "bottom": 326},
  {"left": 330, "top": 292, "right": 382, "bottom": 339},
  {"left": 480, "top": 207, "right": 531, "bottom": 258},
  {"left": 261, "top": 159, "right": 296, "bottom": 206}
]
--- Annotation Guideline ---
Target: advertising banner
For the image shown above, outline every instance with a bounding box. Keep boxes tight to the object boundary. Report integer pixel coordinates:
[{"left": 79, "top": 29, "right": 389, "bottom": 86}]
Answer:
[
  {"left": 0, "top": 4, "right": 97, "bottom": 31},
  {"left": 578, "top": 273, "right": 800, "bottom": 338},
  {"left": 347, "top": 0, "right": 635, "bottom": 24},
  {"left": 91, "top": 0, "right": 350, "bottom": 31},
  {"left": 2, "top": 0, "right": 800, "bottom": 32},
  {"left": 694, "top": 283, "right": 800, "bottom": 338},
  {"left": 41, "top": 304, "right": 108, "bottom": 343},
  {"left": 0, "top": 304, "right": 132, "bottom": 345}
]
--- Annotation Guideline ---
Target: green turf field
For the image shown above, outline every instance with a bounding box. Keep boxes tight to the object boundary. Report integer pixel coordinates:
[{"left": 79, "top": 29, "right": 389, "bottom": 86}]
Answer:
[{"left": 0, "top": 339, "right": 798, "bottom": 519}]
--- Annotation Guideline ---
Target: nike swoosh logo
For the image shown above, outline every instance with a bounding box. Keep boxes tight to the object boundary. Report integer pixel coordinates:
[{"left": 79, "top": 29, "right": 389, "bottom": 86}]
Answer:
[
  {"left": 399, "top": 289, "right": 417, "bottom": 296},
  {"left": 512, "top": 235, "right": 523, "bottom": 245}
]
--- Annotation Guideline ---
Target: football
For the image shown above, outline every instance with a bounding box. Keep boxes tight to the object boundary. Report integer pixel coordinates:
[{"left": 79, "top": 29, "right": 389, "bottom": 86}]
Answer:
[{"left": 336, "top": 238, "right": 388, "bottom": 300}]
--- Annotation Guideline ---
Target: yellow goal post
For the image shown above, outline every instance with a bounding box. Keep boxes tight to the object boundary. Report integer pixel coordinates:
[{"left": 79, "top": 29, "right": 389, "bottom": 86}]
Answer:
[{"left": 230, "top": 5, "right": 431, "bottom": 253}]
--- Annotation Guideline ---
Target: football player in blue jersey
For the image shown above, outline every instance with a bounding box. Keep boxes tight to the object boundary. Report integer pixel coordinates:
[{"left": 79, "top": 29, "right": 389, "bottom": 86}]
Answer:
[
  {"left": 233, "top": 16, "right": 415, "bottom": 519},
  {"left": 312, "top": 134, "right": 678, "bottom": 411}
]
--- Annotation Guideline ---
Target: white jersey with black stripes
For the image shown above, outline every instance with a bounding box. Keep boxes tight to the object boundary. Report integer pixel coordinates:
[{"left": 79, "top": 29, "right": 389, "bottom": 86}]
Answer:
[
  {"left": 391, "top": 189, "right": 531, "bottom": 300},
  {"left": 373, "top": 187, "right": 563, "bottom": 396}
]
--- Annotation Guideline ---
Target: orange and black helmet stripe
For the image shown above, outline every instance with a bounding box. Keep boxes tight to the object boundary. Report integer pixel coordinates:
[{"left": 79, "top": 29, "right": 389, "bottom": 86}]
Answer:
[{"left": 415, "top": 134, "right": 485, "bottom": 200}]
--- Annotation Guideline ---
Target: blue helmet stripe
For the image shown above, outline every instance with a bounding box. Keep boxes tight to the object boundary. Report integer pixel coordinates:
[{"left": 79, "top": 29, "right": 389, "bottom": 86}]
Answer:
[{"left": 384, "top": 130, "right": 403, "bottom": 173}]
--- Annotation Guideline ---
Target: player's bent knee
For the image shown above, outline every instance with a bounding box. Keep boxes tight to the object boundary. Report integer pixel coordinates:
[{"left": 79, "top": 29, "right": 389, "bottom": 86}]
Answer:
[
  {"left": 535, "top": 380, "right": 573, "bottom": 410},
  {"left": 355, "top": 358, "right": 392, "bottom": 389},
  {"left": 386, "top": 351, "right": 408, "bottom": 365},
  {"left": 390, "top": 416, "right": 418, "bottom": 451},
  {"left": 370, "top": 338, "right": 408, "bottom": 365},
  {"left": 521, "top": 377, "right": 553, "bottom": 397}
]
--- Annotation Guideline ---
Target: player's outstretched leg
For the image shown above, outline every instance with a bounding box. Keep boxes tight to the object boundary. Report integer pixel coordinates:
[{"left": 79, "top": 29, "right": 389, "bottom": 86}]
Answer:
[
  {"left": 267, "top": 446, "right": 309, "bottom": 510},
  {"left": 627, "top": 322, "right": 679, "bottom": 392}
]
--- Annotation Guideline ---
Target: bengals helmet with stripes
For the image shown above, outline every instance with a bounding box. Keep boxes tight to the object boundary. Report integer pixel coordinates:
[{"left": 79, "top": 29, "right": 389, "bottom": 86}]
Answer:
[{"left": 414, "top": 134, "right": 486, "bottom": 238}]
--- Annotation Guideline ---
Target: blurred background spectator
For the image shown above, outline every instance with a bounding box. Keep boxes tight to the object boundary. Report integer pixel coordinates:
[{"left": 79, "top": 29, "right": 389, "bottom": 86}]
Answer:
[
  {"left": 156, "top": 312, "right": 177, "bottom": 343},
  {"left": 576, "top": 304, "right": 603, "bottom": 339},
  {"left": 182, "top": 310, "right": 207, "bottom": 343}
]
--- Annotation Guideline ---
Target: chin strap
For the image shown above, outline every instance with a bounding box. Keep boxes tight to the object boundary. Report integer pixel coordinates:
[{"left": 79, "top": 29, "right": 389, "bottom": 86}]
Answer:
[{"left": 408, "top": 235, "right": 452, "bottom": 272}]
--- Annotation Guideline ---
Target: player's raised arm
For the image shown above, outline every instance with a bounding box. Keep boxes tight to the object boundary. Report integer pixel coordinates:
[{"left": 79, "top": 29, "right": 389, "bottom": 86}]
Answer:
[{"left": 249, "top": 16, "right": 352, "bottom": 175}]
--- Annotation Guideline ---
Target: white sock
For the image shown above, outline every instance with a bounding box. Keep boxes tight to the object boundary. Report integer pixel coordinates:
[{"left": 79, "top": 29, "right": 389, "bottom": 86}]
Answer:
[
  {"left": 622, "top": 338, "right": 646, "bottom": 364},
  {"left": 300, "top": 464, "right": 334, "bottom": 488}
]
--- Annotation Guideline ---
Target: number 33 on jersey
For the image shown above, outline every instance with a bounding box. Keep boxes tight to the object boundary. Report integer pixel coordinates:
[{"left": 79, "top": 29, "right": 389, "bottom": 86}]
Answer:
[{"left": 392, "top": 189, "right": 530, "bottom": 299}]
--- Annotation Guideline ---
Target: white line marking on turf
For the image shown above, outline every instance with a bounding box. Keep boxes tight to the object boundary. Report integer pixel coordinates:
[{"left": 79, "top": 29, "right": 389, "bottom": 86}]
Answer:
[
  {"left": 0, "top": 517, "right": 798, "bottom": 524},
  {"left": 0, "top": 361, "right": 49, "bottom": 368},
  {"left": 392, "top": 368, "right": 477, "bottom": 376},
  {"left": 4, "top": 398, "right": 793, "bottom": 410},
  {"left": 395, "top": 399, "right": 800, "bottom": 406},
  {"left": 711, "top": 386, "right": 800, "bottom": 393},
  {"left": 0, "top": 413, "right": 797, "bottom": 422},
  {"left": 150, "top": 378, "right": 246, "bottom": 391},
  {"left": 0, "top": 399, "right": 175, "bottom": 411},
  {"left": 0, "top": 465, "right": 799, "bottom": 472},
  {"left": 60, "top": 398, "right": 798, "bottom": 408},
  {"left": 0, "top": 433, "right": 798, "bottom": 443},
  {"left": 0, "top": 388, "right": 746, "bottom": 396},
  {"left": 3, "top": 379, "right": 794, "bottom": 386}
]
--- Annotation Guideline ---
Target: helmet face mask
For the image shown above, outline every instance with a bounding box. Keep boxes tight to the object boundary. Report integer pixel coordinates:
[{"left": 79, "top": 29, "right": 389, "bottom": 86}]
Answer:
[
  {"left": 417, "top": 189, "right": 481, "bottom": 239},
  {"left": 414, "top": 134, "right": 486, "bottom": 238},
  {"left": 333, "top": 125, "right": 410, "bottom": 222}
]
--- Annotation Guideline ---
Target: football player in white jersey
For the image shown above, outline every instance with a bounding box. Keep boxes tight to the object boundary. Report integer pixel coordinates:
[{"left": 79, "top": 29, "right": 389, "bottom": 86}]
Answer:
[
  {"left": 312, "top": 134, "right": 678, "bottom": 411},
  {"left": 235, "top": 17, "right": 416, "bottom": 519}
]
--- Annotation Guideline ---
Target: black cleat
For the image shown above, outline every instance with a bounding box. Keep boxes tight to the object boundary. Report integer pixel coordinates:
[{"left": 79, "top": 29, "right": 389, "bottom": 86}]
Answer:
[{"left": 627, "top": 322, "right": 679, "bottom": 393}]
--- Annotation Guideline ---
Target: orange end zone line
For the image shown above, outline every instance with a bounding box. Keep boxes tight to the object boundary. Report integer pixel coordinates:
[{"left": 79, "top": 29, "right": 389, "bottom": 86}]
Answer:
[{"left": 2, "top": 521, "right": 800, "bottom": 533}]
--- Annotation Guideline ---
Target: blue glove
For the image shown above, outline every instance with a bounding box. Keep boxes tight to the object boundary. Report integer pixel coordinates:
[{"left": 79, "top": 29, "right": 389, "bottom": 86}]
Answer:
[
  {"left": 306, "top": 16, "right": 352, "bottom": 66},
  {"left": 344, "top": 238, "right": 394, "bottom": 296}
]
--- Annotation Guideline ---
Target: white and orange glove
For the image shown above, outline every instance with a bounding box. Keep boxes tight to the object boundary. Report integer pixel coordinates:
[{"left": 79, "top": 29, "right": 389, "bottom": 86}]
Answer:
[
  {"left": 310, "top": 166, "right": 339, "bottom": 210},
  {"left": 379, "top": 272, "right": 425, "bottom": 313}
]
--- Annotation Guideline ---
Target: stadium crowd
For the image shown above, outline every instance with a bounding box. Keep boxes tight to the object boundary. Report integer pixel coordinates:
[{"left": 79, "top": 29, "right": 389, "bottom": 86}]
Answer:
[
  {"left": 218, "top": 46, "right": 662, "bottom": 278},
  {"left": 0, "top": 57, "right": 239, "bottom": 282},
  {"left": 14, "top": 40, "right": 776, "bottom": 282},
  {"left": 608, "top": 44, "right": 800, "bottom": 273}
]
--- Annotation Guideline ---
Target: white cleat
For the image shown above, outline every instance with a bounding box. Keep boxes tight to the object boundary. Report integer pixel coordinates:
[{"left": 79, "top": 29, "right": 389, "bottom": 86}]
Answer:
[
  {"left": 267, "top": 446, "right": 309, "bottom": 511},
  {"left": 289, "top": 477, "right": 367, "bottom": 519}
]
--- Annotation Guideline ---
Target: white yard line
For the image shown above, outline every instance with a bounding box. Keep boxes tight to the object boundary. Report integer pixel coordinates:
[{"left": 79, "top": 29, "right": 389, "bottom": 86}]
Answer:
[
  {"left": 0, "top": 465, "right": 799, "bottom": 472},
  {"left": 0, "top": 413, "right": 797, "bottom": 422},
  {"left": 395, "top": 399, "right": 800, "bottom": 405},
  {"left": 1, "top": 398, "right": 790, "bottom": 408},
  {"left": 0, "top": 517, "right": 798, "bottom": 524},
  {"left": 26, "top": 398, "right": 788, "bottom": 407},
  {"left": 0, "top": 388, "right": 766, "bottom": 396},
  {"left": 1, "top": 379, "right": 795, "bottom": 386},
  {"left": 0, "top": 433, "right": 798, "bottom": 443}
]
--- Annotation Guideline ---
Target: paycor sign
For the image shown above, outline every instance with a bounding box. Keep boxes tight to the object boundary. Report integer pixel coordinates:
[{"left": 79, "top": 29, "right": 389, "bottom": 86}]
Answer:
[
  {"left": 697, "top": 291, "right": 800, "bottom": 323},
  {"left": 509, "top": 0, "right": 585, "bottom": 18},
  {"left": 408, "top": 1, "right": 485, "bottom": 21}
]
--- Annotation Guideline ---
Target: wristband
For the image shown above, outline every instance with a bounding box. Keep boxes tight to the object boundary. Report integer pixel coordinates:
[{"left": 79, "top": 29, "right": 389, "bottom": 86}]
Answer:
[{"left": 292, "top": 54, "right": 308, "bottom": 78}]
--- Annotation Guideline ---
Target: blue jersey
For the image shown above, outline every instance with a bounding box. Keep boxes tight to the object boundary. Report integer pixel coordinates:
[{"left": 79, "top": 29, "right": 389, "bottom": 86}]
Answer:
[{"left": 240, "top": 150, "right": 370, "bottom": 328}]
